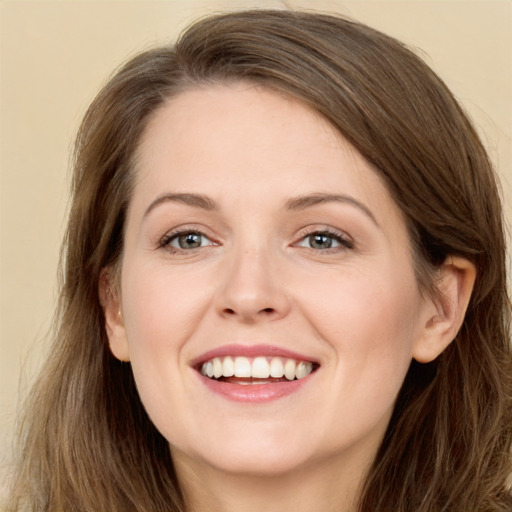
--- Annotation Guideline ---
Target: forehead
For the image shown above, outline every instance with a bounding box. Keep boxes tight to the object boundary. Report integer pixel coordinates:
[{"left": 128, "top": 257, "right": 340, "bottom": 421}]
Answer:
[
  {"left": 136, "top": 82, "right": 346, "bottom": 166},
  {"left": 131, "top": 82, "right": 404, "bottom": 228}
]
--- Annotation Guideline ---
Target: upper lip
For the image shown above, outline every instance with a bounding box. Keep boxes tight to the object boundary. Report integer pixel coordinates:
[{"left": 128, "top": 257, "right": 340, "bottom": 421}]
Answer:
[{"left": 190, "top": 343, "right": 320, "bottom": 368}]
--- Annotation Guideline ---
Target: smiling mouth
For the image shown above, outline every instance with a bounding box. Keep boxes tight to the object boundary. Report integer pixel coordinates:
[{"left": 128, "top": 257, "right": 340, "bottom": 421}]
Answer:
[{"left": 198, "top": 356, "right": 319, "bottom": 384}]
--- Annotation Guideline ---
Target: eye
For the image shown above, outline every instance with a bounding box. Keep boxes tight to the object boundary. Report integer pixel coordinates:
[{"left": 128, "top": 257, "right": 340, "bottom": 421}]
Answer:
[
  {"left": 295, "top": 230, "right": 353, "bottom": 251},
  {"left": 160, "top": 230, "right": 215, "bottom": 251}
]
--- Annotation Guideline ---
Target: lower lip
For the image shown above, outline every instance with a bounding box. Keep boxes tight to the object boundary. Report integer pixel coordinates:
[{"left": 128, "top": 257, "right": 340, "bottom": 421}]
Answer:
[{"left": 198, "top": 373, "right": 313, "bottom": 403}]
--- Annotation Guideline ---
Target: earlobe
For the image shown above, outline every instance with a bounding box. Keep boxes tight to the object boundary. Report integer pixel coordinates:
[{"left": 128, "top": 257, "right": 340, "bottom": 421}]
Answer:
[
  {"left": 413, "top": 256, "right": 476, "bottom": 363},
  {"left": 98, "top": 268, "right": 130, "bottom": 362}
]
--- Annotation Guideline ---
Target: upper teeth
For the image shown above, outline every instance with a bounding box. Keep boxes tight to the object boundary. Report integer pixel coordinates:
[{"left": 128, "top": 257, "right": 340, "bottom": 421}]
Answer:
[{"left": 200, "top": 356, "right": 314, "bottom": 381}]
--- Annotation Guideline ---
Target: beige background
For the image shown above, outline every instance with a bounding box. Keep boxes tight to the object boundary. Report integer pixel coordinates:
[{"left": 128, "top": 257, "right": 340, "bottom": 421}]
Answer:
[{"left": 1, "top": 0, "right": 511, "bottom": 493}]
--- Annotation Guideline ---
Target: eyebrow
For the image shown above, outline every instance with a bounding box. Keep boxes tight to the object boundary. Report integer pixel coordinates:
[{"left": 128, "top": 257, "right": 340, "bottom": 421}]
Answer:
[
  {"left": 144, "top": 193, "right": 218, "bottom": 218},
  {"left": 144, "top": 191, "right": 378, "bottom": 226},
  {"left": 285, "top": 193, "right": 379, "bottom": 226}
]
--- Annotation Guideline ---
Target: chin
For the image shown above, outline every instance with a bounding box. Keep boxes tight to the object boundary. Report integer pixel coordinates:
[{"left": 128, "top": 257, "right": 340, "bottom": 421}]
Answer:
[
  {"left": 172, "top": 425, "right": 316, "bottom": 478},
  {"left": 201, "top": 447, "right": 311, "bottom": 477}
]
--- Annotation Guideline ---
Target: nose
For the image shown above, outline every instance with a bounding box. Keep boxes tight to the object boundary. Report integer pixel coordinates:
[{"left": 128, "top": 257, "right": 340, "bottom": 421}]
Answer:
[{"left": 215, "top": 245, "right": 291, "bottom": 324}]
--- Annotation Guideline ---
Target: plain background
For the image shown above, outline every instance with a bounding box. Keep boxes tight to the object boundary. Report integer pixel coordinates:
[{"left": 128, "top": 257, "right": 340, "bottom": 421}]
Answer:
[{"left": 1, "top": 0, "right": 511, "bottom": 494}]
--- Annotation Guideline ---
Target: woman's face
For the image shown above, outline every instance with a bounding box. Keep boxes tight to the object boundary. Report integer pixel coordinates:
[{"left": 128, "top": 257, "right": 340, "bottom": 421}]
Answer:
[{"left": 111, "top": 83, "right": 436, "bottom": 477}]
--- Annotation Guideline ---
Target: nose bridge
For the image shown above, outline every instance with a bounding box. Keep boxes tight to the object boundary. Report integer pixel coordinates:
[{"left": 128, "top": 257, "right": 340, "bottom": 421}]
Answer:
[{"left": 216, "top": 235, "right": 290, "bottom": 322}]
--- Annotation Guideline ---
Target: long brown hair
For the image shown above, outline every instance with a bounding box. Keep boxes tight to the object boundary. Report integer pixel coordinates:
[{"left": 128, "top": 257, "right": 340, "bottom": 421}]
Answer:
[{"left": 7, "top": 10, "right": 511, "bottom": 512}]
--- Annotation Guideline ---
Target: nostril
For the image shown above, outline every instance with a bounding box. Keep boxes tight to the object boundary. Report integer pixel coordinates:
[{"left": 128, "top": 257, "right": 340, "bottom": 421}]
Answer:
[{"left": 222, "top": 307, "right": 275, "bottom": 317}]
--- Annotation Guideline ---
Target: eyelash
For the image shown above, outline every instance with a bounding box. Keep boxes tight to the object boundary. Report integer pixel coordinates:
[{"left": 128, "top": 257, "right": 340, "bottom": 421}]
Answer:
[
  {"left": 158, "top": 227, "right": 354, "bottom": 254},
  {"left": 294, "top": 227, "right": 354, "bottom": 252},
  {"left": 159, "top": 228, "right": 216, "bottom": 253}
]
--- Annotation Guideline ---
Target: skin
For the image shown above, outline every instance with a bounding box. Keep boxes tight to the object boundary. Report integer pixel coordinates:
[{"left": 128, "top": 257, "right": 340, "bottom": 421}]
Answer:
[{"left": 102, "top": 82, "right": 476, "bottom": 512}]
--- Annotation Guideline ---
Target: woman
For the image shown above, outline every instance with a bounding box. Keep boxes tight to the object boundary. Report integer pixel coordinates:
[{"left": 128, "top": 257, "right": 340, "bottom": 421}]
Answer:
[{"left": 7, "top": 9, "right": 511, "bottom": 512}]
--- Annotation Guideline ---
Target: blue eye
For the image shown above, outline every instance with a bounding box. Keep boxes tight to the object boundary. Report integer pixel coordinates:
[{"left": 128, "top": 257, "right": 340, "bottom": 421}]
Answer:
[
  {"left": 296, "top": 231, "right": 352, "bottom": 250},
  {"left": 161, "top": 231, "right": 214, "bottom": 250}
]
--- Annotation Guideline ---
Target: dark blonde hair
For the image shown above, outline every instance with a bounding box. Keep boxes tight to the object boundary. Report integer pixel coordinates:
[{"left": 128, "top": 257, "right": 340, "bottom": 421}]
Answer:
[{"left": 8, "top": 10, "right": 511, "bottom": 512}]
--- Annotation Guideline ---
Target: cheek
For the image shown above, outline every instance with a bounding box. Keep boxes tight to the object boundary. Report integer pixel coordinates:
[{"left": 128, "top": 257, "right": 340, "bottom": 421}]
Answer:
[
  {"left": 306, "top": 265, "right": 419, "bottom": 342},
  {"left": 323, "top": 279, "right": 419, "bottom": 442},
  {"left": 300, "top": 265, "right": 421, "bottom": 397},
  {"left": 122, "top": 262, "right": 209, "bottom": 345},
  {"left": 118, "top": 262, "right": 216, "bottom": 437}
]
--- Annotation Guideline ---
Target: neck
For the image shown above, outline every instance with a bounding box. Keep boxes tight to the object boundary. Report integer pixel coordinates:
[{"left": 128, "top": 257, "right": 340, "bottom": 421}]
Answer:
[{"left": 174, "top": 450, "right": 370, "bottom": 512}]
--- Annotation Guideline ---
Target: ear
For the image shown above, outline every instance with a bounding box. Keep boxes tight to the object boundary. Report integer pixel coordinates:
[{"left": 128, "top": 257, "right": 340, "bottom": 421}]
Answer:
[
  {"left": 98, "top": 267, "right": 130, "bottom": 361},
  {"left": 413, "top": 256, "right": 476, "bottom": 363}
]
